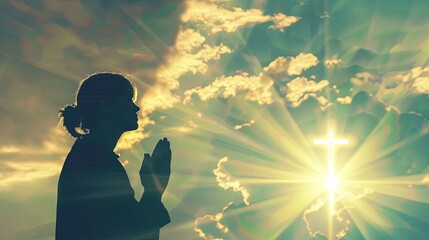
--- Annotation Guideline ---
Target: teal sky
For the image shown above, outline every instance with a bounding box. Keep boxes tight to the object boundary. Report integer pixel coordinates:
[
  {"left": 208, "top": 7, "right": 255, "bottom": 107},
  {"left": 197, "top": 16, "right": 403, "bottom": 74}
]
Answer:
[{"left": 1, "top": 0, "right": 429, "bottom": 239}]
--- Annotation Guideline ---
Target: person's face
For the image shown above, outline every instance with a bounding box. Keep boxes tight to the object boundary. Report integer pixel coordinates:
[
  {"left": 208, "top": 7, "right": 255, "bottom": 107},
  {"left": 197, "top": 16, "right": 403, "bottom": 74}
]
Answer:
[{"left": 108, "top": 92, "right": 140, "bottom": 132}]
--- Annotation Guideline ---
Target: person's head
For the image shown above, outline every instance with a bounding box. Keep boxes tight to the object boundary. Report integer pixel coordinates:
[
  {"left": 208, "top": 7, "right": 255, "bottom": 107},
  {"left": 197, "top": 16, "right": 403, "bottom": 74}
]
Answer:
[{"left": 59, "top": 72, "right": 140, "bottom": 138}]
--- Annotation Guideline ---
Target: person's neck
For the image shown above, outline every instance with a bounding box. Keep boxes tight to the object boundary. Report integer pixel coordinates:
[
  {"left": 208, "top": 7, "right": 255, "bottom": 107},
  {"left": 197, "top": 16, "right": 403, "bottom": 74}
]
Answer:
[{"left": 84, "top": 126, "right": 123, "bottom": 152}]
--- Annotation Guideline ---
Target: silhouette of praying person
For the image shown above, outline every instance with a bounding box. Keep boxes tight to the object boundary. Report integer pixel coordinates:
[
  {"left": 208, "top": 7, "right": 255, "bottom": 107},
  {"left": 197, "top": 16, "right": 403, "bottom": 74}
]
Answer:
[{"left": 56, "top": 72, "right": 171, "bottom": 240}]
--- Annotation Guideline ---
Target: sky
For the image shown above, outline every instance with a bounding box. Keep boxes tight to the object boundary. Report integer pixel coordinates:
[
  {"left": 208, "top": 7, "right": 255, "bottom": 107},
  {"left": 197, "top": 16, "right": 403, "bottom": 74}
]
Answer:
[{"left": 1, "top": 0, "right": 429, "bottom": 239}]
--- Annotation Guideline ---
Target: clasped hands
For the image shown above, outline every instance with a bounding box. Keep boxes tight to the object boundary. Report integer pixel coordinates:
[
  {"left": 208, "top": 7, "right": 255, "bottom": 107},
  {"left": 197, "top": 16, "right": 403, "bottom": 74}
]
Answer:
[{"left": 140, "top": 138, "right": 172, "bottom": 200}]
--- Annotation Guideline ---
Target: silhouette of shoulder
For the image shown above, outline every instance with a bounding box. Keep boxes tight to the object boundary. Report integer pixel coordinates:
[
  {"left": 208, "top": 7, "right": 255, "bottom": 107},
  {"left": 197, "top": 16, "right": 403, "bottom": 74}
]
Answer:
[{"left": 56, "top": 139, "right": 170, "bottom": 240}]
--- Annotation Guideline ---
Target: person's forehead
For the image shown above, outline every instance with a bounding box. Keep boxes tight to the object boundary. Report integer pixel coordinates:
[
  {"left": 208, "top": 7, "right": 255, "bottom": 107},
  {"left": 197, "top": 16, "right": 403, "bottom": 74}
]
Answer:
[{"left": 116, "top": 91, "right": 136, "bottom": 102}]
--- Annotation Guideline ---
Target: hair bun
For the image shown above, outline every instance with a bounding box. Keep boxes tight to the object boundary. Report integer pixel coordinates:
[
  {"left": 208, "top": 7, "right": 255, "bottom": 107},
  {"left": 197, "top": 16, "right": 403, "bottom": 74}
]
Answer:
[{"left": 59, "top": 104, "right": 82, "bottom": 138}]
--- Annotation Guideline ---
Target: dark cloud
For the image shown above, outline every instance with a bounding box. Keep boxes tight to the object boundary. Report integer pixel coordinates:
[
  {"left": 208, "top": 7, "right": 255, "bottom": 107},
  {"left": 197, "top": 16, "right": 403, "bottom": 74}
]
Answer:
[
  {"left": 0, "top": 0, "right": 185, "bottom": 147},
  {"left": 0, "top": 56, "right": 76, "bottom": 146},
  {"left": 0, "top": 0, "right": 184, "bottom": 84}
]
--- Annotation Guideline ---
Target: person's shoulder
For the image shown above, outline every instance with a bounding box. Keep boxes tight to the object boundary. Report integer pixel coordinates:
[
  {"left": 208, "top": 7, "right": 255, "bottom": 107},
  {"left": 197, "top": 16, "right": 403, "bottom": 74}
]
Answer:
[
  {"left": 60, "top": 151, "right": 104, "bottom": 188},
  {"left": 60, "top": 140, "right": 101, "bottom": 177}
]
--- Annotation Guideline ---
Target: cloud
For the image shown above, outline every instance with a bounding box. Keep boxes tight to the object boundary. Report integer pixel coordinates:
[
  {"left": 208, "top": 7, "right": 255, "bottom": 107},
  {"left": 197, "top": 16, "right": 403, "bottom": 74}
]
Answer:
[
  {"left": 303, "top": 188, "right": 374, "bottom": 239},
  {"left": 213, "top": 157, "right": 250, "bottom": 205},
  {"left": 353, "top": 66, "right": 429, "bottom": 110},
  {"left": 163, "top": 120, "right": 198, "bottom": 133},
  {"left": 183, "top": 52, "right": 321, "bottom": 106},
  {"left": 0, "top": 59, "right": 77, "bottom": 148},
  {"left": 44, "top": 0, "right": 91, "bottom": 28},
  {"left": 175, "top": 28, "right": 206, "bottom": 53},
  {"left": 336, "top": 96, "right": 352, "bottom": 104},
  {"left": 118, "top": 28, "right": 232, "bottom": 150},
  {"left": 194, "top": 202, "right": 234, "bottom": 240},
  {"left": 268, "top": 13, "right": 301, "bottom": 32},
  {"left": 348, "top": 72, "right": 383, "bottom": 98},
  {"left": 283, "top": 77, "right": 330, "bottom": 109},
  {"left": 164, "top": 28, "right": 232, "bottom": 85},
  {"left": 302, "top": 198, "right": 327, "bottom": 238},
  {"left": 263, "top": 53, "right": 319, "bottom": 76},
  {"left": 401, "top": 66, "right": 429, "bottom": 83},
  {"left": 149, "top": 28, "right": 232, "bottom": 106},
  {"left": 116, "top": 123, "right": 152, "bottom": 151},
  {"left": 117, "top": 89, "right": 179, "bottom": 150},
  {"left": 183, "top": 72, "right": 274, "bottom": 105},
  {"left": 234, "top": 120, "right": 255, "bottom": 130},
  {"left": 324, "top": 58, "right": 342, "bottom": 69},
  {"left": 1, "top": 0, "right": 186, "bottom": 152},
  {"left": 0, "top": 161, "right": 61, "bottom": 186},
  {"left": 0, "top": 127, "right": 70, "bottom": 187},
  {"left": 350, "top": 66, "right": 428, "bottom": 100},
  {"left": 182, "top": 1, "right": 299, "bottom": 34},
  {"left": 194, "top": 156, "right": 250, "bottom": 239},
  {"left": 410, "top": 76, "right": 429, "bottom": 94},
  {"left": 343, "top": 66, "right": 429, "bottom": 112},
  {"left": 0, "top": 146, "right": 21, "bottom": 154},
  {"left": 2, "top": 8, "right": 157, "bottom": 80},
  {"left": 119, "top": 4, "right": 301, "bottom": 149},
  {"left": 350, "top": 72, "right": 380, "bottom": 88},
  {"left": 422, "top": 175, "right": 429, "bottom": 183}
]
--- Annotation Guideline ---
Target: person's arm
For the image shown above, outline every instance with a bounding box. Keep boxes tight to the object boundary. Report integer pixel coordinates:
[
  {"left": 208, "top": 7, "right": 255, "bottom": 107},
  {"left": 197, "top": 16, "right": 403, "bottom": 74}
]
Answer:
[
  {"left": 134, "top": 192, "right": 170, "bottom": 239},
  {"left": 138, "top": 138, "right": 172, "bottom": 238}
]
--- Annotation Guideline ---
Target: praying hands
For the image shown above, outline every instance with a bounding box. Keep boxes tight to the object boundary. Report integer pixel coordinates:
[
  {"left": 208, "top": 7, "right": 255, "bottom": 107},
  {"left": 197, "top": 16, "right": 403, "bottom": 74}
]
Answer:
[{"left": 140, "top": 137, "right": 172, "bottom": 200}]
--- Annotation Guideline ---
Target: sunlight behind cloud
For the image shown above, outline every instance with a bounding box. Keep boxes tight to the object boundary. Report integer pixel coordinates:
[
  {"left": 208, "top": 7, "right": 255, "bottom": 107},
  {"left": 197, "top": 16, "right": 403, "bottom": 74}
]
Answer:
[
  {"left": 183, "top": 72, "right": 274, "bottom": 105},
  {"left": 283, "top": 77, "right": 330, "bottom": 108},
  {"left": 263, "top": 53, "right": 319, "bottom": 76},
  {"left": 182, "top": 1, "right": 299, "bottom": 34},
  {"left": 0, "top": 161, "right": 61, "bottom": 186}
]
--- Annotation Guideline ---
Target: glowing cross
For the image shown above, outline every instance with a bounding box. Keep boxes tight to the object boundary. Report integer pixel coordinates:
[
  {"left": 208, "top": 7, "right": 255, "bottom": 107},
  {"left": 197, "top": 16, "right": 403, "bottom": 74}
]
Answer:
[{"left": 313, "top": 129, "right": 348, "bottom": 216}]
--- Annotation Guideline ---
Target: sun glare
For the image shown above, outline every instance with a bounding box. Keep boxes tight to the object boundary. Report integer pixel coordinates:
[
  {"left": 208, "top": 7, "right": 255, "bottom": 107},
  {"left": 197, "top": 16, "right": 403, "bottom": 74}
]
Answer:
[{"left": 324, "top": 174, "right": 339, "bottom": 191}]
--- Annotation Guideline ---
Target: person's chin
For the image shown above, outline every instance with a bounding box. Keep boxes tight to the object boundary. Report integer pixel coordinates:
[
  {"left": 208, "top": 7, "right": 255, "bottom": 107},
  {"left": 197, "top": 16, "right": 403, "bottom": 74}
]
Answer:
[
  {"left": 131, "top": 121, "right": 139, "bottom": 130},
  {"left": 123, "top": 122, "right": 139, "bottom": 132}
]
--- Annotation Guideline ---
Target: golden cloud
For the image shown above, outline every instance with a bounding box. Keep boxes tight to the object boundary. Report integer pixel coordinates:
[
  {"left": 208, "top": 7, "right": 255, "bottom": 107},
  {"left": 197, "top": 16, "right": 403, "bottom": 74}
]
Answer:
[
  {"left": 336, "top": 96, "right": 352, "bottom": 105},
  {"left": 268, "top": 13, "right": 301, "bottom": 32},
  {"left": 183, "top": 72, "right": 274, "bottom": 105},
  {"left": 118, "top": 28, "right": 232, "bottom": 150},
  {"left": 324, "top": 58, "right": 342, "bottom": 69},
  {"left": 410, "top": 77, "right": 429, "bottom": 94},
  {"left": 193, "top": 156, "right": 250, "bottom": 239},
  {"left": 194, "top": 202, "right": 234, "bottom": 240},
  {"left": 234, "top": 119, "right": 255, "bottom": 130},
  {"left": 182, "top": 1, "right": 299, "bottom": 34},
  {"left": 284, "top": 77, "right": 330, "bottom": 108},
  {"left": 263, "top": 53, "right": 319, "bottom": 76},
  {"left": 213, "top": 157, "right": 250, "bottom": 205}
]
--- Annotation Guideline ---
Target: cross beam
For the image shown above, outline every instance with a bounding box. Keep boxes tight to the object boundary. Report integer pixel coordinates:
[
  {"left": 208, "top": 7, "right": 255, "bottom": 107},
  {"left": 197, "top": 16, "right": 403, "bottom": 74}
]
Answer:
[
  {"left": 313, "top": 129, "right": 348, "bottom": 220},
  {"left": 313, "top": 129, "right": 348, "bottom": 177}
]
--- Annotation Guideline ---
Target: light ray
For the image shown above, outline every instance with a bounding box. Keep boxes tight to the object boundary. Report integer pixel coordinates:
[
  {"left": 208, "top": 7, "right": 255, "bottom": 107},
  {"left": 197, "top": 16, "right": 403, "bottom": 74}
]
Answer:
[
  {"left": 313, "top": 129, "right": 348, "bottom": 222},
  {"left": 267, "top": 188, "right": 326, "bottom": 240},
  {"left": 339, "top": 110, "right": 399, "bottom": 176}
]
